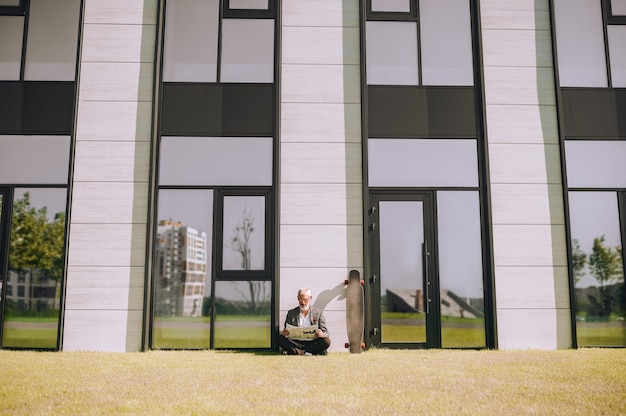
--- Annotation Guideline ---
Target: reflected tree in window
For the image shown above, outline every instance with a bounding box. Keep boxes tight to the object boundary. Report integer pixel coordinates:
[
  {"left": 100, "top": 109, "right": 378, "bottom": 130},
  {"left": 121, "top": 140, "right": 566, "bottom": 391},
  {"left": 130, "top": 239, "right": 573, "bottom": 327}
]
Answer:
[
  {"left": 227, "top": 207, "right": 268, "bottom": 315},
  {"left": 587, "top": 236, "right": 624, "bottom": 322}
]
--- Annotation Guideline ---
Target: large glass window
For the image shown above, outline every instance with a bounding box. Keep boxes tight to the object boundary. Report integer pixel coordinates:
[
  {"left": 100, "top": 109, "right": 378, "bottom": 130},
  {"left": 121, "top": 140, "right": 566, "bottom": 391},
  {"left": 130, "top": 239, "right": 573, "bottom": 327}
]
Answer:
[
  {"left": 436, "top": 191, "right": 485, "bottom": 348},
  {"left": 2, "top": 188, "right": 67, "bottom": 349},
  {"left": 568, "top": 192, "right": 625, "bottom": 346},
  {"left": 0, "top": 0, "right": 77, "bottom": 350},
  {"left": 152, "top": 0, "right": 276, "bottom": 350}
]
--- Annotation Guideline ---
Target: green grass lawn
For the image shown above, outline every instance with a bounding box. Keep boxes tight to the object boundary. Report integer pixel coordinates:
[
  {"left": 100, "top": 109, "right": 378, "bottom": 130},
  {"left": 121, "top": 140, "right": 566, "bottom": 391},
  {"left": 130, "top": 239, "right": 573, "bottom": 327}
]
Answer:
[{"left": 0, "top": 348, "right": 624, "bottom": 415}]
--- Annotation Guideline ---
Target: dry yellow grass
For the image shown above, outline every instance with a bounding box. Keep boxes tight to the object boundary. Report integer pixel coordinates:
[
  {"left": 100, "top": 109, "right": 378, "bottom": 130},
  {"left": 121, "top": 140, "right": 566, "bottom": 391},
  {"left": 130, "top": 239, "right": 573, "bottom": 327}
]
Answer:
[{"left": 1, "top": 348, "right": 625, "bottom": 415}]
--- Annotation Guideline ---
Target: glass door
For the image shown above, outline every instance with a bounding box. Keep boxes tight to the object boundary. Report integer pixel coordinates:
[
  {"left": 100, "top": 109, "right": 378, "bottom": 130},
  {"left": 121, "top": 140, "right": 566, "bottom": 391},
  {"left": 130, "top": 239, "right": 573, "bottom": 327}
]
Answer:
[
  {"left": 0, "top": 189, "right": 8, "bottom": 343},
  {"left": 369, "top": 192, "right": 439, "bottom": 348}
]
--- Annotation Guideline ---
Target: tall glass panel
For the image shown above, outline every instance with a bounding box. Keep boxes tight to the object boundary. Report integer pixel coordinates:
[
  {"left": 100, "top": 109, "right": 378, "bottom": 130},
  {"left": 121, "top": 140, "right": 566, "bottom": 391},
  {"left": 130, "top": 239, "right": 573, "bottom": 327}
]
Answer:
[
  {"left": 0, "top": 136, "right": 71, "bottom": 184},
  {"left": 222, "top": 196, "right": 265, "bottom": 271},
  {"left": 213, "top": 280, "right": 271, "bottom": 348},
  {"left": 569, "top": 192, "right": 626, "bottom": 346},
  {"left": 368, "top": 138, "right": 479, "bottom": 187},
  {"left": 24, "top": 0, "right": 80, "bottom": 81},
  {"left": 565, "top": 141, "right": 626, "bottom": 188},
  {"left": 159, "top": 137, "right": 273, "bottom": 186},
  {"left": 0, "top": 16, "right": 24, "bottom": 80},
  {"left": 366, "top": 21, "right": 419, "bottom": 85},
  {"left": 2, "top": 188, "right": 66, "bottom": 349},
  {"left": 220, "top": 19, "right": 274, "bottom": 83},
  {"left": 371, "top": 0, "right": 411, "bottom": 13},
  {"left": 612, "top": 0, "right": 626, "bottom": 15},
  {"left": 437, "top": 191, "right": 485, "bottom": 348},
  {"left": 553, "top": 0, "right": 608, "bottom": 87},
  {"left": 419, "top": 0, "right": 473, "bottom": 86},
  {"left": 607, "top": 26, "right": 626, "bottom": 88},
  {"left": 229, "top": 0, "right": 269, "bottom": 10},
  {"left": 162, "top": 0, "right": 219, "bottom": 82},
  {"left": 379, "top": 201, "right": 426, "bottom": 343},
  {"left": 152, "top": 190, "right": 213, "bottom": 349}
]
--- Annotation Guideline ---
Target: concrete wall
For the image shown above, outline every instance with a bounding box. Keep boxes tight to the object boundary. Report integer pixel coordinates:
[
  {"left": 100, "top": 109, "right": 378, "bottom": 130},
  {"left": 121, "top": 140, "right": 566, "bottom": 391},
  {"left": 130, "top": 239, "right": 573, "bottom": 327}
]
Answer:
[
  {"left": 279, "top": 0, "right": 363, "bottom": 351},
  {"left": 63, "top": 0, "right": 156, "bottom": 351},
  {"left": 480, "top": 0, "right": 571, "bottom": 348}
]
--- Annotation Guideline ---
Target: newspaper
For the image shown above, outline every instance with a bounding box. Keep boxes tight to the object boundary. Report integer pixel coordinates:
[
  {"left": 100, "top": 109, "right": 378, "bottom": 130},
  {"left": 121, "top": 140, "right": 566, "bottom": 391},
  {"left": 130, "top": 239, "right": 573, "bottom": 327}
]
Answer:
[{"left": 286, "top": 324, "right": 318, "bottom": 341}]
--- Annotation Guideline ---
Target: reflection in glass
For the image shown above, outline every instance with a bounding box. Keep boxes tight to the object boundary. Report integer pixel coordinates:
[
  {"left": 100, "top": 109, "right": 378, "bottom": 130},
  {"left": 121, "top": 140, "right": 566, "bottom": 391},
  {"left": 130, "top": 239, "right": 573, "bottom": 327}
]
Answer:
[
  {"left": 569, "top": 192, "right": 626, "bottom": 346},
  {"left": 152, "top": 190, "right": 213, "bottom": 349},
  {"left": 612, "top": 0, "right": 626, "bottom": 15},
  {"left": 2, "top": 188, "right": 66, "bottom": 349},
  {"left": 379, "top": 201, "right": 426, "bottom": 343},
  {"left": 366, "top": 21, "right": 419, "bottom": 85},
  {"left": 371, "top": 0, "right": 410, "bottom": 12},
  {"left": 24, "top": 0, "right": 81, "bottom": 81},
  {"left": 229, "top": 0, "right": 269, "bottom": 9},
  {"left": 213, "top": 280, "right": 271, "bottom": 348},
  {"left": 159, "top": 137, "right": 273, "bottom": 186},
  {"left": 607, "top": 26, "right": 626, "bottom": 88},
  {"left": 553, "top": 0, "right": 607, "bottom": 87},
  {"left": 565, "top": 141, "right": 626, "bottom": 188},
  {"left": 368, "top": 138, "right": 479, "bottom": 187},
  {"left": 0, "top": 16, "right": 24, "bottom": 80},
  {"left": 0, "top": 136, "right": 71, "bottom": 184},
  {"left": 220, "top": 19, "right": 274, "bottom": 83},
  {"left": 162, "top": 0, "right": 219, "bottom": 82},
  {"left": 223, "top": 196, "right": 265, "bottom": 271},
  {"left": 419, "top": 0, "right": 473, "bottom": 86},
  {"left": 437, "top": 191, "right": 485, "bottom": 348}
]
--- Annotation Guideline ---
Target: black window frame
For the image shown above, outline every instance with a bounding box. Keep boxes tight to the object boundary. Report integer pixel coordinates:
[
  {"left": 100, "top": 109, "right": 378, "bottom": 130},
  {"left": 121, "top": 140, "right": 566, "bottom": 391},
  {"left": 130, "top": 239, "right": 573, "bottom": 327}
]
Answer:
[
  {"left": 223, "top": 0, "right": 275, "bottom": 18},
  {"left": 366, "top": 0, "right": 417, "bottom": 21},
  {"left": 605, "top": 0, "right": 626, "bottom": 24}
]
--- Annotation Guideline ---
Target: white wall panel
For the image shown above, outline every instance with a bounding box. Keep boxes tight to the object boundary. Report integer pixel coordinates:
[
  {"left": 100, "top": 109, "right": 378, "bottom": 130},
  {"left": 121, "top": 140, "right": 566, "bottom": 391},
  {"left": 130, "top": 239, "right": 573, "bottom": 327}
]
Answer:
[
  {"left": 67, "top": 224, "right": 147, "bottom": 268},
  {"left": 488, "top": 143, "right": 561, "bottom": 184},
  {"left": 282, "top": 0, "right": 359, "bottom": 28},
  {"left": 482, "top": 30, "right": 552, "bottom": 68},
  {"left": 84, "top": 0, "right": 157, "bottom": 25},
  {"left": 280, "top": 183, "right": 362, "bottom": 225},
  {"left": 281, "top": 64, "right": 360, "bottom": 104},
  {"left": 496, "top": 308, "right": 571, "bottom": 349},
  {"left": 70, "top": 182, "right": 149, "bottom": 224},
  {"left": 492, "top": 224, "right": 567, "bottom": 267},
  {"left": 280, "top": 225, "right": 363, "bottom": 268},
  {"left": 81, "top": 24, "right": 155, "bottom": 63},
  {"left": 79, "top": 62, "right": 154, "bottom": 102},
  {"left": 483, "top": 67, "right": 556, "bottom": 105},
  {"left": 281, "top": 143, "right": 362, "bottom": 184},
  {"left": 485, "top": 104, "right": 558, "bottom": 144},
  {"left": 63, "top": 310, "right": 143, "bottom": 352},
  {"left": 494, "top": 266, "right": 570, "bottom": 309},
  {"left": 279, "top": 268, "right": 354, "bottom": 311},
  {"left": 480, "top": 0, "right": 550, "bottom": 30},
  {"left": 282, "top": 27, "right": 359, "bottom": 65},
  {"left": 73, "top": 141, "right": 150, "bottom": 182},
  {"left": 490, "top": 183, "right": 564, "bottom": 225},
  {"left": 76, "top": 101, "right": 152, "bottom": 142},
  {"left": 281, "top": 103, "right": 361, "bottom": 143},
  {"left": 65, "top": 267, "right": 145, "bottom": 310}
]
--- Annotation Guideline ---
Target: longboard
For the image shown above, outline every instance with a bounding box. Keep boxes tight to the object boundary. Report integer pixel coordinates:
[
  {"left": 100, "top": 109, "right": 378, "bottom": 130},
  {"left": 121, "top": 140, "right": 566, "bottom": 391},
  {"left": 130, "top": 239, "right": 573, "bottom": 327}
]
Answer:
[{"left": 345, "top": 269, "right": 364, "bottom": 353}]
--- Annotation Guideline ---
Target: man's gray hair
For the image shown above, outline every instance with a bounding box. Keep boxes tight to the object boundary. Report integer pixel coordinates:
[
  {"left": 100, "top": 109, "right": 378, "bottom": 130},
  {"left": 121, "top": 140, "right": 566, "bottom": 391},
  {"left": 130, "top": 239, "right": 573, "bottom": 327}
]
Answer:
[{"left": 297, "top": 287, "right": 311, "bottom": 297}]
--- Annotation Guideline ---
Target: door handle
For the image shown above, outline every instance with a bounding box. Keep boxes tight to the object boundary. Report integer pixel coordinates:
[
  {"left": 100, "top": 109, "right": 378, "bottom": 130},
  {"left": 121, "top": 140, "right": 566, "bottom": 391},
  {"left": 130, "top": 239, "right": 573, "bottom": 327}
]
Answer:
[{"left": 423, "top": 241, "right": 431, "bottom": 314}]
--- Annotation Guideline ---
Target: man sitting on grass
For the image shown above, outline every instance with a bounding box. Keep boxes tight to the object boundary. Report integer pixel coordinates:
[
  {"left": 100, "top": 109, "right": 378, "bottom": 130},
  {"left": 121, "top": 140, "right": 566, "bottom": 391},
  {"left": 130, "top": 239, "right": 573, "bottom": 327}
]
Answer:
[{"left": 278, "top": 287, "right": 331, "bottom": 355}]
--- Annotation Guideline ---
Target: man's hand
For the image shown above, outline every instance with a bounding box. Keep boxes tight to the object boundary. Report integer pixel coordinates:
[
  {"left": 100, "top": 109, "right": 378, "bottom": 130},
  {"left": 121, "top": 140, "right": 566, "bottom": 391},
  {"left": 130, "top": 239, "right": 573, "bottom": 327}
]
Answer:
[
  {"left": 281, "top": 329, "right": 289, "bottom": 337},
  {"left": 316, "top": 329, "right": 324, "bottom": 338}
]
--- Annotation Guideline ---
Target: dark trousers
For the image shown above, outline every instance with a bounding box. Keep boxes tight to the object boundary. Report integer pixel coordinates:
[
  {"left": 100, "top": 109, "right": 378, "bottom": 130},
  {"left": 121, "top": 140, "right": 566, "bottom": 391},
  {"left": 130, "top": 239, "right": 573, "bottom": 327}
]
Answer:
[{"left": 278, "top": 335, "right": 331, "bottom": 355}]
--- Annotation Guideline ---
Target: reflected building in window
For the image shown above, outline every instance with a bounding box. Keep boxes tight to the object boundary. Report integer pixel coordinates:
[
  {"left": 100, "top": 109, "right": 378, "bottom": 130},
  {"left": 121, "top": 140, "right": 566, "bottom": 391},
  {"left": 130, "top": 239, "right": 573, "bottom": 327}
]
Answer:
[{"left": 155, "top": 220, "right": 207, "bottom": 318}]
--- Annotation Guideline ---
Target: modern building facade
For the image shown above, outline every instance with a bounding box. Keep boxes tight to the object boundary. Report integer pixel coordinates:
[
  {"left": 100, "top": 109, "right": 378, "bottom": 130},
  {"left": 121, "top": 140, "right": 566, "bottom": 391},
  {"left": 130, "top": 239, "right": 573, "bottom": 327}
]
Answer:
[{"left": 0, "top": 0, "right": 624, "bottom": 352}]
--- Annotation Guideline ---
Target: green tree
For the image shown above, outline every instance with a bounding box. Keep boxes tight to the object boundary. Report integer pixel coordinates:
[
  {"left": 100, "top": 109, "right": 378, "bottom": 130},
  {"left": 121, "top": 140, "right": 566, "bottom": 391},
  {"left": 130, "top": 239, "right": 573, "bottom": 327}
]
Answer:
[
  {"left": 571, "top": 238, "right": 587, "bottom": 285},
  {"left": 8, "top": 193, "right": 65, "bottom": 313},
  {"left": 587, "top": 235, "right": 623, "bottom": 320}
]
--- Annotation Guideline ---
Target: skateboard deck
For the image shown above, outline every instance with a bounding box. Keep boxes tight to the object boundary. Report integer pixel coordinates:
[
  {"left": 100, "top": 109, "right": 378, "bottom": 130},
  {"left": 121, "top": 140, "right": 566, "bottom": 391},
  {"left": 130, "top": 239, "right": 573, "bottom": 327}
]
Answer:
[{"left": 345, "top": 269, "right": 364, "bottom": 353}]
